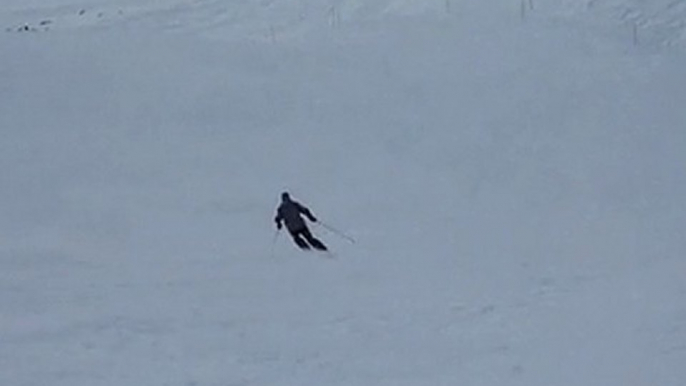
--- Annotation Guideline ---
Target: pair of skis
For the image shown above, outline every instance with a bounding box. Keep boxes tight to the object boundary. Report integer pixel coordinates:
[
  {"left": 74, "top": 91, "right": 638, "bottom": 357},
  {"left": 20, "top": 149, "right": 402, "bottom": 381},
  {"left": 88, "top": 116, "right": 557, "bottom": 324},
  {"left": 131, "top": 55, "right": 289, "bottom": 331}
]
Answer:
[{"left": 271, "top": 221, "right": 355, "bottom": 258}]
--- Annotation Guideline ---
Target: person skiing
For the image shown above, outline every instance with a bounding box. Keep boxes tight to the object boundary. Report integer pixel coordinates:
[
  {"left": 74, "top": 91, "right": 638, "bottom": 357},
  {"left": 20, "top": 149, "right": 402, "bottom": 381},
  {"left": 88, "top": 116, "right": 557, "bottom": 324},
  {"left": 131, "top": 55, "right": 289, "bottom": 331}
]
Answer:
[{"left": 274, "top": 192, "right": 328, "bottom": 251}]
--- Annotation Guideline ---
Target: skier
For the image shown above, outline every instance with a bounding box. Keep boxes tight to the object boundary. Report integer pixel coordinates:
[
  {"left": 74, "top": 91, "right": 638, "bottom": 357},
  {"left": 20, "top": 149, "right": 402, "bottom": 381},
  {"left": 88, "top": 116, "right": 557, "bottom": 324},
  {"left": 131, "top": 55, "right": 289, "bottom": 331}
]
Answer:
[{"left": 274, "top": 192, "right": 328, "bottom": 251}]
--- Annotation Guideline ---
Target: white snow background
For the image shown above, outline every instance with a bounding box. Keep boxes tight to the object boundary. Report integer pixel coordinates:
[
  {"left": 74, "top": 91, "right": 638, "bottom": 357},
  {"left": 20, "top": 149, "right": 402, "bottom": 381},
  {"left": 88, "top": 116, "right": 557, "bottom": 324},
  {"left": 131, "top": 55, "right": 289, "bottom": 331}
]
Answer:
[{"left": 1, "top": 0, "right": 685, "bottom": 385}]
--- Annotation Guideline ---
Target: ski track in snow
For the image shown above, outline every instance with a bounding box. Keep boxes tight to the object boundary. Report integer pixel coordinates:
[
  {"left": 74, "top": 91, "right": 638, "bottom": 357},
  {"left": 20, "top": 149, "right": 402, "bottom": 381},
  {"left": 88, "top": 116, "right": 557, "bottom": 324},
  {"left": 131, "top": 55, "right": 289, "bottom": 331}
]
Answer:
[{"left": 2, "top": 0, "right": 686, "bottom": 385}]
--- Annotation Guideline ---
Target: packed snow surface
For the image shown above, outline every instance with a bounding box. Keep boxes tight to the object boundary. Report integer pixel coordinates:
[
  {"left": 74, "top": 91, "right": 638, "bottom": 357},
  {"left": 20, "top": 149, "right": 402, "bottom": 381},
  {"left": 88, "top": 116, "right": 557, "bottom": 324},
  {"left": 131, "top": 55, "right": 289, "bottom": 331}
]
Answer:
[{"left": 2, "top": 0, "right": 685, "bottom": 385}]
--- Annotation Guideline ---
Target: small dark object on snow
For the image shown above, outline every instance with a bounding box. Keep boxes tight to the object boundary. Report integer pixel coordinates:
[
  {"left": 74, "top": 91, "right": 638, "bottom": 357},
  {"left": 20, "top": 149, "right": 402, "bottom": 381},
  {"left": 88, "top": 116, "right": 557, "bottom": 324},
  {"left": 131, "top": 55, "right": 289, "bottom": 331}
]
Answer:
[{"left": 274, "top": 192, "right": 327, "bottom": 251}]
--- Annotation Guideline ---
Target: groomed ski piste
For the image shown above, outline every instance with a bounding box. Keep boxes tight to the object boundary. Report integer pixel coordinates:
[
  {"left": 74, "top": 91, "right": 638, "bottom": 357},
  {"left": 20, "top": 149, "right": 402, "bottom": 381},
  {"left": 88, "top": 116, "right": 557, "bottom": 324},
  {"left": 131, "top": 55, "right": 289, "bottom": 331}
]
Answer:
[{"left": 2, "top": 0, "right": 685, "bottom": 385}]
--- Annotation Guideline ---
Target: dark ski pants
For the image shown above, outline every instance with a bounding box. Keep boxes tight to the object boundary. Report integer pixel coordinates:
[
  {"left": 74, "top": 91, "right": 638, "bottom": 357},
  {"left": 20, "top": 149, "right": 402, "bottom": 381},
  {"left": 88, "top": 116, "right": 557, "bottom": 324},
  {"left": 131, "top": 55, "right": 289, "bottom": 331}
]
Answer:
[{"left": 288, "top": 226, "right": 327, "bottom": 251}]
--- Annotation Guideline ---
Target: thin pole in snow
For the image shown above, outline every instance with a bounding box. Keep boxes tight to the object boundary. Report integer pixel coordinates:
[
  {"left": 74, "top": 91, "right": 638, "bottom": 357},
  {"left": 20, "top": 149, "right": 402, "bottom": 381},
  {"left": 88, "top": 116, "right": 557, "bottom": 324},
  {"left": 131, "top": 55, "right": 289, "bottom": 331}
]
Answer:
[
  {"left": 318, "top": 221, "right": 356, "bottom": 244},
  {"left": 270, "top": 229, "right": 280, "bottom": 258}
]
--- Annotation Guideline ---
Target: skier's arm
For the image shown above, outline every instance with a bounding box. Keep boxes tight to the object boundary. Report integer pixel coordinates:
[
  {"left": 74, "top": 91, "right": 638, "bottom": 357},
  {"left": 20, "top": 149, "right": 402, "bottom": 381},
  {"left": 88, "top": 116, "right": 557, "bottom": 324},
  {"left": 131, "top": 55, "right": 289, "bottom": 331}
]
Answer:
[
  {"left": 274, "top": 211, "right": 283, "bottom": 229},
  {"left": 297, "top": 203, "right": 317, "bottom": 222}
]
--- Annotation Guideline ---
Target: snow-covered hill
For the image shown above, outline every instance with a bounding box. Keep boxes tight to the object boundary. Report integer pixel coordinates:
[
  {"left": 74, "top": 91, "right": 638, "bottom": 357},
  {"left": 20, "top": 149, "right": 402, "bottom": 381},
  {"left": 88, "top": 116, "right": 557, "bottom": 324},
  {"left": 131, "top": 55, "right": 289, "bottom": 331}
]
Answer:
[
  {"left": 4, "top": 0, "right": 686, "bottom": 47},
  {"left": 2, "top": 0, "right": 685, "bottom": 385},
  {"left": 533, "top": 0, "right": 686, "bottom": 47}
]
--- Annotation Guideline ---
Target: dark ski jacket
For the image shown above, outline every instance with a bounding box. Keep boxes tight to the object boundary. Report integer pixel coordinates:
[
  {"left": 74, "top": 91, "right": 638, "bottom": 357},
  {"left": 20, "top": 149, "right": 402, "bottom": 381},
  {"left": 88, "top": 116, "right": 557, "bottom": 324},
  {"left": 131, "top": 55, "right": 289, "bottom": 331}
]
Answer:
[{"left": 275, "top": 195, "right": 317, "bottom": 232}]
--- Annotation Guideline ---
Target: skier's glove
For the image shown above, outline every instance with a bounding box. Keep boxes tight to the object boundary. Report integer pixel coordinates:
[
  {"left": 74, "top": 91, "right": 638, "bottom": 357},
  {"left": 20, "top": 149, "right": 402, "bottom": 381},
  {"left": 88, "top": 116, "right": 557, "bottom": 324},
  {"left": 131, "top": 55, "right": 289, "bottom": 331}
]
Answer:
[{"left": 276, "top": 222, "right": 282, "bottom": 230}]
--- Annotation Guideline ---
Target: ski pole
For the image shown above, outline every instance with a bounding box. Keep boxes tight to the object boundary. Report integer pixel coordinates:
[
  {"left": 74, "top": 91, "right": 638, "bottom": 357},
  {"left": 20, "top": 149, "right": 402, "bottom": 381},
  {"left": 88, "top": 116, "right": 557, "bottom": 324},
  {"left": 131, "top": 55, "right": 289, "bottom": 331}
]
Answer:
[
  {"left": 270, "top": 229, "right": 280, "bottom": 258},
  {"left": 317, "top": 221, "right": 356, "bottom": 244}
]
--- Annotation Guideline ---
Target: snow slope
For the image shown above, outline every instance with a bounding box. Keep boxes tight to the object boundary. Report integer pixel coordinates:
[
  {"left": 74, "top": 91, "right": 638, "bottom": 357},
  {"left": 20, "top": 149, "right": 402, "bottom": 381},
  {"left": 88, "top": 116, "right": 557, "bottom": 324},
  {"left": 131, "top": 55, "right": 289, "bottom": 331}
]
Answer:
[
  {"left": 537, "top": 0, "right": 686, "bottom": 47},
  {"left": 2, "top": 0, "right": 686, "bottom": 385}
]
